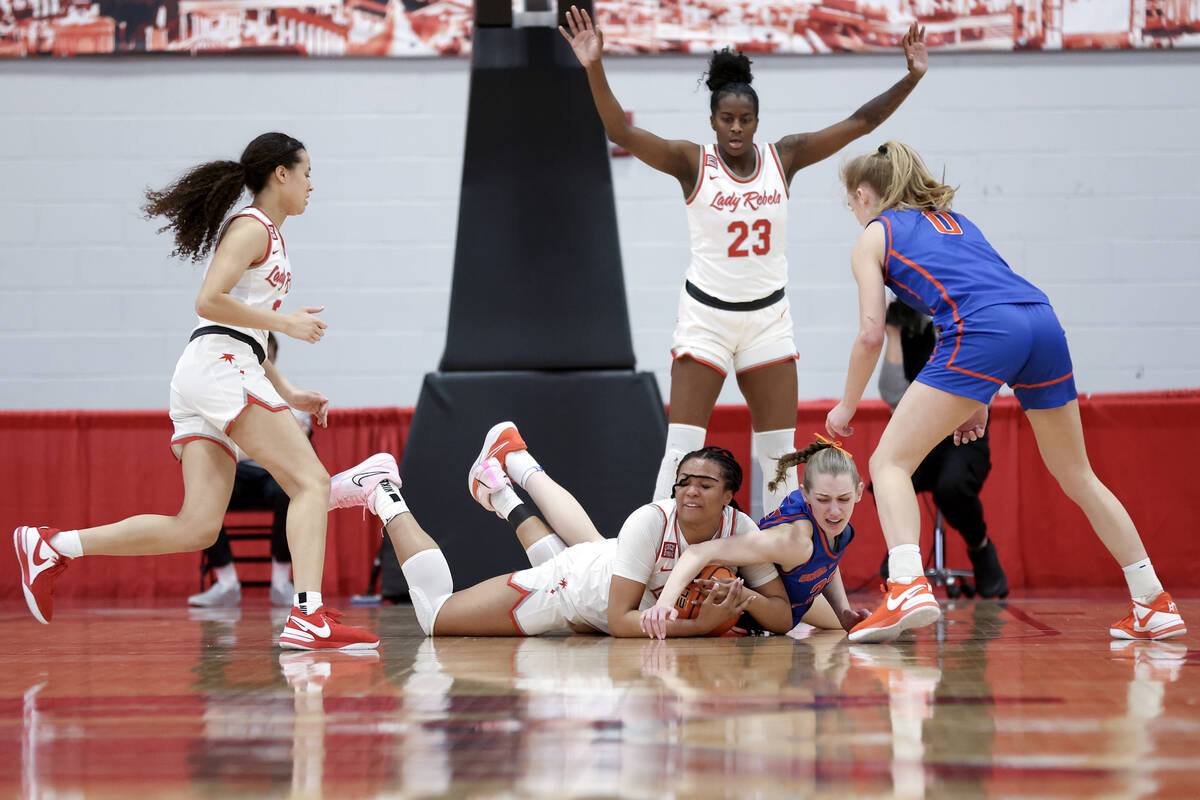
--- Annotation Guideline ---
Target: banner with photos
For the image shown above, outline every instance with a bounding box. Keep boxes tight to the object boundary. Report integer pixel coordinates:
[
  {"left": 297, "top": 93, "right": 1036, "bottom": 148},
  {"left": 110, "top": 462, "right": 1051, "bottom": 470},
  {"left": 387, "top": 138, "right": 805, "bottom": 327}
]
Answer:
[{"left": 2, "top": 0, "right": 1197, "bottom": 58}]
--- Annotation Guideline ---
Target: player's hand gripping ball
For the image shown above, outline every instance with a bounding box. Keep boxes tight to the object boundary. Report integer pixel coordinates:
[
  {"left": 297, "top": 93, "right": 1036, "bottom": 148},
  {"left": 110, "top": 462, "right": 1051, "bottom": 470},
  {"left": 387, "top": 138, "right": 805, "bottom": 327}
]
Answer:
[{"left": 675, "top": 565, "right": 740, "bottom": 636}]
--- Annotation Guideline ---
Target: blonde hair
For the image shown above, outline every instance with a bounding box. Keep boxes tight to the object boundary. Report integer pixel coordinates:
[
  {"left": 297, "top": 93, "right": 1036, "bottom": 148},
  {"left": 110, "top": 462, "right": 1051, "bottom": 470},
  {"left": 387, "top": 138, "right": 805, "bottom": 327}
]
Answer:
[
  {"left": 840, "top": 140, "right": 956, "bottom": 215},
  {"left": 767, "top": 441, "right": 860, "bottom": 494}
]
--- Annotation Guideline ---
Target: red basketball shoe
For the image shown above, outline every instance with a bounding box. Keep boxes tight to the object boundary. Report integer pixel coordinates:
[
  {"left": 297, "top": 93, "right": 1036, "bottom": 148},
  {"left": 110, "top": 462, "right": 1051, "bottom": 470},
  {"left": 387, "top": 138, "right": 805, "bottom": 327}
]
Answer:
[
  {"left": 278, "top": 606, "right": 380, "bottom": 651},
  {"left": 1110, "top": 592, "right": 1186, "bottom": 640},
  {"left": 14, "top": 526, "right": 68, "bottom": 624},
  {"left": 848, "top": 577, "right": 941, "bottom": 643}
]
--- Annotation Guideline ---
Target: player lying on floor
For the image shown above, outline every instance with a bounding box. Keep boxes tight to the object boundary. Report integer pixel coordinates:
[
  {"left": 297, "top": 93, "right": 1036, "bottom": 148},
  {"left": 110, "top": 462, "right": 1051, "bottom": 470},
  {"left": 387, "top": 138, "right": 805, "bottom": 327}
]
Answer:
[{"left": 371, "top": 423, "right": 859, "bottom": 637}]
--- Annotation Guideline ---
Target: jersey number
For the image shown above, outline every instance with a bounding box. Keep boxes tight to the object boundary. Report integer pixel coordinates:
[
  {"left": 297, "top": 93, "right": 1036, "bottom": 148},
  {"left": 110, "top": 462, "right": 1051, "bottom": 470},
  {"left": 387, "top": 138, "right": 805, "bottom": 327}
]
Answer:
[
  {"left": 922, "top": 210, "right": 963, "bottom": 235},
  {"left": 727, "top": 220, "right": 772, "bottom": 257}
]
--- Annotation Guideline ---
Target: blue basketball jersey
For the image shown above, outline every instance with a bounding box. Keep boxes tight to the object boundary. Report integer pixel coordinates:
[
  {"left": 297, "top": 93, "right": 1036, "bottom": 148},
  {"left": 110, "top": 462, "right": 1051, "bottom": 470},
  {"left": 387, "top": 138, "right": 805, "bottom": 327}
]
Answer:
[
  {"left": 875, "top": 209, "right": 1048, "bottom": 333},
  {"left": 759, "top": 490, "right": 855, "bottom": 627}
]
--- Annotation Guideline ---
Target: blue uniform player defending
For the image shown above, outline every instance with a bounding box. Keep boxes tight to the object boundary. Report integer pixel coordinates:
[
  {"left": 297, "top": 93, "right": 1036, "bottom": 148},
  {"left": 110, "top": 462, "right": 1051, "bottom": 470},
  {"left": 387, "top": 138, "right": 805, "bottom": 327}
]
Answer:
[
  {"left": 829, "top": 140, "right": 1186, "bottom": 643},
  {"left": 640, "top": 438, "right": 872, "bottom": 639}
]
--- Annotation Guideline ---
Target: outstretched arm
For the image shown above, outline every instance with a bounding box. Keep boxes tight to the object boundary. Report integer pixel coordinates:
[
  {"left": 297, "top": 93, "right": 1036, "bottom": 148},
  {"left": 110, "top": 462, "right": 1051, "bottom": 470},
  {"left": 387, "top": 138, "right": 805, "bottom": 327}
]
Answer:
[
  {"left": 775, "top": 23, "right": 927, "bottom": 180},
  {"left": 827, "top": 221, "right": 888, "bottom": 438},
  {"left": 559, "top": 5, "right": 700, "bottom": 192}
]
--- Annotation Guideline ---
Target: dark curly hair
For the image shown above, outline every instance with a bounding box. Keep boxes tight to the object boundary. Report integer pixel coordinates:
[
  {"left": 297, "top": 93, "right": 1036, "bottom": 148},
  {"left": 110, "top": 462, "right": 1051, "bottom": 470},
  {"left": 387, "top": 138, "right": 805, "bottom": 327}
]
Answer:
[
  {"left": 705, "top": 48, "right": 758, "bottom": 115},
  {"left": 675, "top": 446, "right": 743, "bottom": 495},
  {"left": 142, "top": 132, "right": 306, "bottom": 262},
  {"left": 768, "top": 441, "right": 860, "bottom": 494}
]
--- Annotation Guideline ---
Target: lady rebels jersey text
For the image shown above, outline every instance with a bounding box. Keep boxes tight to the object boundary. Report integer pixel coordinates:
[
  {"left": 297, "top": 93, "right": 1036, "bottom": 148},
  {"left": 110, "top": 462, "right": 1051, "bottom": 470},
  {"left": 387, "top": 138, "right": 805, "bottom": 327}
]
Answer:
[{"left": 684, "top": 144, "right": 790, "bottom": 303}]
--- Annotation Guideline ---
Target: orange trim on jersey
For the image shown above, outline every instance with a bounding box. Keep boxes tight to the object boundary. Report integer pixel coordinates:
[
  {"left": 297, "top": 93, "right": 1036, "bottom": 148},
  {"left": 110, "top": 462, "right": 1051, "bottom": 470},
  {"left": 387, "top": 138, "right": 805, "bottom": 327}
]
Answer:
[
  {"left": 671, "top": 350, "right": 728, "bottom": 377},
  {"left": 1011, "top": 372, "right": 1075, "bottom": 389},
  {"left": 505, "top": 573, "right": 534, "bottom": 635},
  {"left": 735, "top": 354, "right": 797, "bottom": 375},
  {"left": 685, "top": 149, "right": 707, "bottom": 206},
  {"left": 171, "top": 435, "right": 236, "bottom": 461},
  {"left": 222, "top": 392, "right": 291, "bottom": 435},
  {"left": 715, "top": 144, "right": 762, "bottom": 184},
  {"left": 768, "top": 144, "right": 789, "bottom": 197},
  {"left": 889, "top": 249, "right": 1004, "bottom": 385}
]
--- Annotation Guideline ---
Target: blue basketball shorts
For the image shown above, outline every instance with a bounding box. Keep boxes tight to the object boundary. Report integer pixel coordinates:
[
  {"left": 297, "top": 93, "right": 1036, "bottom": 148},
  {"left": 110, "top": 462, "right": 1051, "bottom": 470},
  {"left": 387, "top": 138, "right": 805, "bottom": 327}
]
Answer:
[{"left": 914, "top": 303, "right": 1078, "bottom": 410}]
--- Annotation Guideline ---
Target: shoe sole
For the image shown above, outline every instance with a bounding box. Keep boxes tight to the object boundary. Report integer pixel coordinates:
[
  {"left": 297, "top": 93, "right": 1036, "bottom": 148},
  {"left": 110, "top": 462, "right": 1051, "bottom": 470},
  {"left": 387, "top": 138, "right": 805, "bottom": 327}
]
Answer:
[
  {"left": 278, "top": 639, "right": 381, "bottom": 651},
  {"left": 1109, "top": 625, "right": 1187, "bottom": 641},
  {"left": 14, "top": 527, "right": 50, "bottom": 625},
  {"left": 848, "top": 604, "right": 941, "bottom": 643}
]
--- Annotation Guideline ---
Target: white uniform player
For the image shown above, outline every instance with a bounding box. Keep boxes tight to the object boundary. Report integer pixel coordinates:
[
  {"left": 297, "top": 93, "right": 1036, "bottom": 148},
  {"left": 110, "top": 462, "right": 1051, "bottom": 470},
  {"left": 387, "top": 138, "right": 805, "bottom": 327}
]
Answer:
[
  {"left": 505, "top": 499, "right": 778, "bottom": 635},
  {"left": 169, "top": 206, "right": 293, "bottom": 459},
  {"left": 674, "top": 143, "right": 796, "bottom": 377}
]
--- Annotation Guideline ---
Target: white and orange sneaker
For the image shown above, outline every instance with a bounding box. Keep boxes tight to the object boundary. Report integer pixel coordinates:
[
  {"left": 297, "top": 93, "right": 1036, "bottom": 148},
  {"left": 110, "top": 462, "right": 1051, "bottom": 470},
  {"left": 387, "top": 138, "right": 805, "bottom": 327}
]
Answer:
[
  {"left": 468, "top": 456, "right": 512, "bottom": 515},
  {"left": 278, "top": 606, "right": 380, "bottom": 651},
  {"left": 329, "top": 453, "right": 400, "bottom": 513},
  {"left": 14, "top": 526, "right": 68, "bottom": 624},
  {"left": 473, "top": 421, "right": 527, "bottom": 477},
  {"left": 848, "top": 577, "right": 941, "bottom": 643},
  {"left": 1110, "top": 592, "right": 1186, "bottom": 640}
]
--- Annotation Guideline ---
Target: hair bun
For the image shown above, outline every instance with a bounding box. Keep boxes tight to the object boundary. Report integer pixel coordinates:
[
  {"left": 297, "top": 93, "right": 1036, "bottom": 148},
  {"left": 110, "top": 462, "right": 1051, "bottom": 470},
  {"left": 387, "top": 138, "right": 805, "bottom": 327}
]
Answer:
[{"left": 706, "top": 48, "right": 753, "bottom": 92}]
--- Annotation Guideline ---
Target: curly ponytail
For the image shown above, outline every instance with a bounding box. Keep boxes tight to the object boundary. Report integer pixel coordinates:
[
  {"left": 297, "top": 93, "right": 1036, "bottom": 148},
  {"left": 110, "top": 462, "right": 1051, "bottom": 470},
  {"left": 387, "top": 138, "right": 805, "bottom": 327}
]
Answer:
[
  {"left": 768, "top": 441, "right": 860, "bottom": 494},
  {"left": 705, "top": 48, "right": 758, "bottom": 114},
  {"left": 142, "top": 132, "right": 305, "bottom": 262}
]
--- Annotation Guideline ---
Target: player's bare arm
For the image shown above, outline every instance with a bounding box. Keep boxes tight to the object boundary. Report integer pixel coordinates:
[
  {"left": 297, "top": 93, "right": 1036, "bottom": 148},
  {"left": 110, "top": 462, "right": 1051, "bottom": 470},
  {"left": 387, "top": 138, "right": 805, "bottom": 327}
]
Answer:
[
  {"left": 560, "top": 4, "right": 700, "bottom": 192},
  {"left": 776, "top": 23, "right": 927, "bottom": 179}
]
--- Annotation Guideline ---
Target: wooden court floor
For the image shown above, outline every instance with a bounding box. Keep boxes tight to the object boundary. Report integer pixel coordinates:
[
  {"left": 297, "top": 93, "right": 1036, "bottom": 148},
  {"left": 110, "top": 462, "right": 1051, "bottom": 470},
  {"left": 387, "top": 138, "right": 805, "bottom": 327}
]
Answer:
[{"left": 2, "top": 594, "right": 1197, "bottom": 799}]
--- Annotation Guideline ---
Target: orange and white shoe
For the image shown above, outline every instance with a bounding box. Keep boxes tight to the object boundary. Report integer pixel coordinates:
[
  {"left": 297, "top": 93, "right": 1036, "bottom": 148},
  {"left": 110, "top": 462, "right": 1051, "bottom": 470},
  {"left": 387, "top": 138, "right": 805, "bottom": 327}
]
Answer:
[
  {"left": 1110, "top": 592, "right": 1186, "bottom": 640},
  {"left": 848, "top": 577, "right": 941, "bottom": 643},
  {"left": 279, "top": 606, "right": 380, "bottom": 651},
  {"left": 473, "top": 421, "right": 527, "bottom": 476},
  {"left": 468, "top": 457, "right": 512, "bottom": 516}
]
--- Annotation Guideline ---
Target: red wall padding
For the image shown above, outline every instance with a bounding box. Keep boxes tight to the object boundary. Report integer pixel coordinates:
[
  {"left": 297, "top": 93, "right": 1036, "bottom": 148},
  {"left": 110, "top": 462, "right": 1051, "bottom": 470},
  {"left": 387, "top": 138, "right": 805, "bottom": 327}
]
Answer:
[{"left": 2, "top": 391, "right": 1197, "bottom": 601}]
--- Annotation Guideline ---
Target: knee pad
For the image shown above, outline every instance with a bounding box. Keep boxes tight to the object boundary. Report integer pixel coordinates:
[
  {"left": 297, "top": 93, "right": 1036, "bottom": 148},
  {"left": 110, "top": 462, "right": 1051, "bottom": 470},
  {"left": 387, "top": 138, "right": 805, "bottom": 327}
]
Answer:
[{"left": 400, "top": 549, "right": 454, "bottom": 635}]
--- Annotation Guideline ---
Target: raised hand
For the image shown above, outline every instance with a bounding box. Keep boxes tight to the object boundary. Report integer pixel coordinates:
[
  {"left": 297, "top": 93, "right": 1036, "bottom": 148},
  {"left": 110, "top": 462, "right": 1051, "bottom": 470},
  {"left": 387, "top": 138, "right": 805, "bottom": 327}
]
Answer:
[
  {"left": 902, "top": 22, "right": 928, "bottom": 78},
  {"left": 558, "top": 4, "right": 604, "bottom": 69}
]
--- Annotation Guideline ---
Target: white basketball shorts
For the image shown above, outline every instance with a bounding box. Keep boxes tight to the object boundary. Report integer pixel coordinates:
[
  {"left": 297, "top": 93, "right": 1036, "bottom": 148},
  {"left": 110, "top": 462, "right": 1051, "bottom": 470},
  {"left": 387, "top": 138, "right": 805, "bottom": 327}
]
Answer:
[
  {"left": 169, "top": 333, "right": 289, "bottom": 460},
  {"left": 670, "top": 286, "right": 797, "bottom": 376},
  {"left": 507, "top": 539, "right": 614, "bottom": 635}
]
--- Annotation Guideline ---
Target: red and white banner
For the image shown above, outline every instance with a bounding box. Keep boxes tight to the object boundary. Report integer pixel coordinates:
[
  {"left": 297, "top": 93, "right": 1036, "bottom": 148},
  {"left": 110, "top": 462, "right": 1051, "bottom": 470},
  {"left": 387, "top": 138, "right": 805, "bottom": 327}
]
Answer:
[{"left": 1, "top": 0, "right": 1197, "bottom": 58}]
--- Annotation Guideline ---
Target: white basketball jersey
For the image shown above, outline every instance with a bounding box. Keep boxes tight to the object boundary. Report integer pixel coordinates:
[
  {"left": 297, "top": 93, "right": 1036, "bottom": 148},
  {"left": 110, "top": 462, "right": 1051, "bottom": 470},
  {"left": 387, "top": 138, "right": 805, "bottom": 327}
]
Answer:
[
  {"left": 684, "top": 143, "right": 790, "bottom": 303},
  {"left": 193, "top": 206, "right": 291, "bottom": 353}
]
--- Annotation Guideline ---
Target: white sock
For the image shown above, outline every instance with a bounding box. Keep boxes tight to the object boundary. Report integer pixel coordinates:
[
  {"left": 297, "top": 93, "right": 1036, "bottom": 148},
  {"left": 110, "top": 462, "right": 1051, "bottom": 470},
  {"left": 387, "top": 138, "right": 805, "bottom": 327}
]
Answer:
[
  {"left": 372, "top": 479, "right": 409, "bottom": 525},
  {"left": 271, "top": 559, "right": 291, "bottom": 588},
  {"left": 887, "top": 544, "right": 923, "bottom": 583},
  {"left": 490, "top": 485, "right": 523, "bottom": 518},
  {"left": 504, "top": 450, "right": 543, "bottom": 489},
  {"left": 49, "top": 530, "right": 83, "bottom": 559},
  {"left": 1122, "top": 558, "right": 1164, "bottom": 605},
  {"left": 214, "top": 563, "right": 240, "bottom": 588},
  {"left": 653, "top": 423, "right": 707, "bottom": 500},
  {"left": 526, "top": 534, "right": 567, "bottom": 567},
  {"left": 754, "top": 428, "right": 797, "bottom": 514},
  {"left": 294, "top": 591, "right": 322, "bottom": 615},
  {"left": 401, "top": 548, "right": 454, "bottom": 635}
]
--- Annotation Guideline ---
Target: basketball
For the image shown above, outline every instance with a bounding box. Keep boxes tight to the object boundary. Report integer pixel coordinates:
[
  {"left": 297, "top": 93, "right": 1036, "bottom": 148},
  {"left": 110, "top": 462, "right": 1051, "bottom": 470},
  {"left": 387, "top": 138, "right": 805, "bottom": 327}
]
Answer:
[{"left": 673, "top": 565, "right": 740, "bottom": 635}]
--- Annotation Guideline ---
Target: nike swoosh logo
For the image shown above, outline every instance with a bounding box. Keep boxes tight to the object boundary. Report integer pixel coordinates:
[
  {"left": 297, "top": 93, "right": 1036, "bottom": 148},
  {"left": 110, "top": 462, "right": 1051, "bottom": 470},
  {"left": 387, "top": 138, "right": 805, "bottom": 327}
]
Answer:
[
  {"left": 289, "top": 616, "right": 331, "bottom": 637},
  {"left": 486, "top": 443, "right": 507, "bottom": 460},
  {"left": 351, "top": 470, "right": 389, "bottom": 487},
  {"left": 26, "top": 537, "right": 59, "bottom": 583},
  {"left": 1135, "top": 609, "right": 1156, "bottom": 628},
  {"left": 886, "top": 584, "right": 929, "bottom": 611}
]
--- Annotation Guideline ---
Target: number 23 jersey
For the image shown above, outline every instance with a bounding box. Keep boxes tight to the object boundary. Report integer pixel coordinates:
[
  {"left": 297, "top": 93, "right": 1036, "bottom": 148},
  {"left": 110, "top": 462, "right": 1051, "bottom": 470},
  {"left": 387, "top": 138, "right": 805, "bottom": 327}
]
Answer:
[{"left": 684, "top": 143, "right": 789, "bottom": 303}]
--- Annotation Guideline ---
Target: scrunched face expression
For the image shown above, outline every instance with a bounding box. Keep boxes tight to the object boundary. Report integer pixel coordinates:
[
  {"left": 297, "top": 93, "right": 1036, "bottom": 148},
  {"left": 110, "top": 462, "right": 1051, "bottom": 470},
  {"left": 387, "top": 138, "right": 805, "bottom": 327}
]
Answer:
[
  {"left": 801, "top": 472, "right": 863, "bottom": 538},
  {"left": 673, "top": 457, "right": 734, "bottom": 524},
  {"left": 710, "top": 93, "right": 758, "bottom": 161}
]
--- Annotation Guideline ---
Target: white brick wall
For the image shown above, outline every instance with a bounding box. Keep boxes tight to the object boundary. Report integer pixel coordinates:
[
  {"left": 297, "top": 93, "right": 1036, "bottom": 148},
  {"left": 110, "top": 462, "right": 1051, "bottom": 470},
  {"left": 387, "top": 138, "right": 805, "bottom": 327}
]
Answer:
[{"left": 2, "top": 50, "right": 1198, "bottom": 410}]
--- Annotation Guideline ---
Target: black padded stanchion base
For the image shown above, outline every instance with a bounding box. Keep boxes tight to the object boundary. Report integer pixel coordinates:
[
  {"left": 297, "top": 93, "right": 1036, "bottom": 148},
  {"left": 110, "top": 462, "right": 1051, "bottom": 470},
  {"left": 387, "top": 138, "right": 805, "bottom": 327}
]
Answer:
[{"left": 380, "top": 370, "right": 667, "bottom": 597}]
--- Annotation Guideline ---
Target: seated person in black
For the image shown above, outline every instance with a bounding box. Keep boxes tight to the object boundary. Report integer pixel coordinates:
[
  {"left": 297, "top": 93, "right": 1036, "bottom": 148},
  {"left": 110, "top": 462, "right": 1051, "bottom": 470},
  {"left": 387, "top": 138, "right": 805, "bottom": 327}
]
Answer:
[{"left": 876, "top": 299, "right": 1008, "bottom": 597}]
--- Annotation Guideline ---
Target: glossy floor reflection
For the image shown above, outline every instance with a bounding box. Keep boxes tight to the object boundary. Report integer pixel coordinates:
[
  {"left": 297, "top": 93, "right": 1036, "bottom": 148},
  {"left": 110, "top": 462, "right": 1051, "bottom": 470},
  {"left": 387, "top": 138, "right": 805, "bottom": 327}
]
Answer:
[{"left": 2, "top": 596, "right": 1197, "bottom": 798}]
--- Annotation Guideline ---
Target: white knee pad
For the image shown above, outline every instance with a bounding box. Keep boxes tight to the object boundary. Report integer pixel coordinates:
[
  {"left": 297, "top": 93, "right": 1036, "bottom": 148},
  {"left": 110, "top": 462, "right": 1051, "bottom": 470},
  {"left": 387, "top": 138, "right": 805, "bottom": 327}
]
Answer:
[
  {"left": 654, "top": 423, "right": 707, "bottom": 500},
  {"left": 525, "top": 534, "right": 567, "bottom": 567},
  {"left": 401, "top": 548, "right": 454, "bottom": 635}
]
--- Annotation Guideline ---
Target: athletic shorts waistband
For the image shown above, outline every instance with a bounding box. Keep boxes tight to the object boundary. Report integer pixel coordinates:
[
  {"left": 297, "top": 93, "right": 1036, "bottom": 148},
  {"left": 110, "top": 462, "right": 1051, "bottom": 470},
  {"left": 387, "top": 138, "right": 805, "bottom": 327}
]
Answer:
[
  {"left": 685, "top": 281, "right": 785, "bottom": 312},
  {"left": 189, "top": 326, "right": 267, "bottom": 364}
]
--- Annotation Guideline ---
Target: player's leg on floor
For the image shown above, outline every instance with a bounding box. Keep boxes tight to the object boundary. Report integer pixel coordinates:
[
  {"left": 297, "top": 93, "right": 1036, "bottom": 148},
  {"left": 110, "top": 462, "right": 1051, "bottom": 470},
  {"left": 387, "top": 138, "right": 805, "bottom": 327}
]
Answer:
[
  {"left": 798, "top": 595, "right": 842, "bottom": 631},
  {"left": 1024, "top": 400, "right": 1184, "bottom": 639},
  {"left": 654, "top": 356, "right": 723, "bottom": 500},
  {"left": 738, "top": 359, "right": 799, "bottom": 514},
  {"left": 432, "top": 574, "right": 538, "bottom": 636}
]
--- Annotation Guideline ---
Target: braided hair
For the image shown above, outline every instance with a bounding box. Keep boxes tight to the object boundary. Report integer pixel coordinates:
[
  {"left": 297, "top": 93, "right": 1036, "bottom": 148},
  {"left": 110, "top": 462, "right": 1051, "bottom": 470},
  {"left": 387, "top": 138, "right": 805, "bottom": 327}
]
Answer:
[
  {"left": 705, "top": 48, "right": 758, "bottom": 115},
  {"left": 768, "top": 441, "right": 860, "bottom": 494}
]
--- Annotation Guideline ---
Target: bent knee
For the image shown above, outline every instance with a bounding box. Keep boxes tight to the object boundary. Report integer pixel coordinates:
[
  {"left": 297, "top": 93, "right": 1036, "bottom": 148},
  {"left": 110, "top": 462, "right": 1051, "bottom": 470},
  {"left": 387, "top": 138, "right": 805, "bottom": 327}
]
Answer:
[{"left": 177, "top": 517, "right": 224, "bottom": 551}]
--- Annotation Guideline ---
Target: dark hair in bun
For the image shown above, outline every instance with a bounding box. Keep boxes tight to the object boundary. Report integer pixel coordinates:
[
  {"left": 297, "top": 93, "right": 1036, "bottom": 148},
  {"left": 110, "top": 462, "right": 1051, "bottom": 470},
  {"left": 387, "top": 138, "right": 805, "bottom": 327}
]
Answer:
[{"left": 705, "top": 48, "right": 758, "bottom": 114}]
